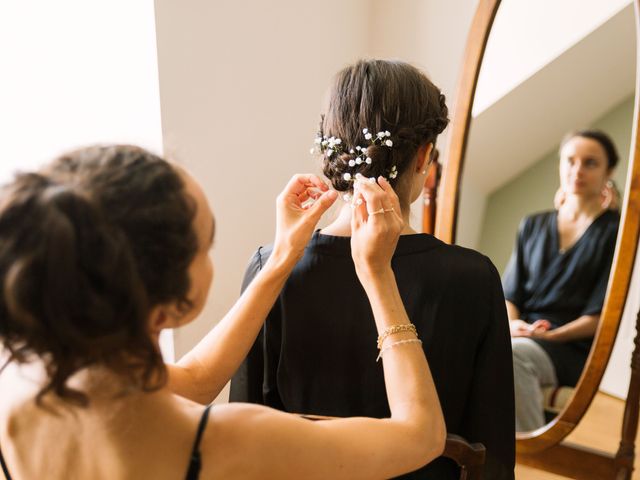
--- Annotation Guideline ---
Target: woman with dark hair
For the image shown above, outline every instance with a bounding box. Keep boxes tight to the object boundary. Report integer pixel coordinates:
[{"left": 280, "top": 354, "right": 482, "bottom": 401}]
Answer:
[
  {"left": 226, "top": 60, "right": 516, "bottom": 479},
  {"left": 0, "top": 145, "right": 446, "bottom": 479},
  {"left": 504, "top": 129, "right": 621, "bottom": 432}
]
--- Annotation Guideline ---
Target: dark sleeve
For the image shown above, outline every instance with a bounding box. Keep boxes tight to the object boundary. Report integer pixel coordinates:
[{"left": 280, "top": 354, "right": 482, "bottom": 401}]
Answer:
[
  {"left": 229, "top": 248, "right": 268, "bottom": 404},
  {"left": 581, "top": 222, "right": 618, "bottom": 316},
  {"left": 467, "top": 258, "right": 516, "bottom": 480},
  {"left": 502, "top": 217, "right": 528, "bottom": 308}
]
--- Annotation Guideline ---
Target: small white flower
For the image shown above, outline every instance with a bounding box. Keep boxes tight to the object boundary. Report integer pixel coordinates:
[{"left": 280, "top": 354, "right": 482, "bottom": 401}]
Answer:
[
  {"left": 327, "top": 149, "right": 334, "bottom": 157},
  {"left": 355, "top": 158, "right": 363, "bottom": 165},
  {"left": 368, "top": 177, "right": 376, "bottom": 184},
  {"left": 385, "top": 131, "right": 391, "bottom": 137},
  {"left": 385, "top": 140, "right": 393, "bottom": 147},
  {"left": 356, "top": 146, "right": 361, "bottom": 151},
  {"left": 348, "top": 159, "right": 356, "bottom": 167},
  {"left": 364, "top": 133, "right": 372, "bottom": 140},
  {"left": 343, "top": 172, "right": 352, "bottom": 181},
  {"left": 362, "top": 128, "right": 369, "bottom": 134},
  {"left": 335, "top": 138, "right": 342, "bottom": 144},
  {"left": 314, "top": 137, "right": 322, "bottom": 144},
  {"left": 322, "top": 140, "right": 328, "bottom": 146},
  {"left": 377, "top": 131, "right": 385, "bottom": 138},
  {"left": 349, "top": 149, "right": 355, "bottom": 154},
  {"left": 365, "top": 157, "right": 372, "bottom": 164}
]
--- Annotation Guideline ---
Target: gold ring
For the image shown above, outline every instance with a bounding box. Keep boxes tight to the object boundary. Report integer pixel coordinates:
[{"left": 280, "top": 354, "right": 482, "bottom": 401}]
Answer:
[
  {"left": 384, "top": 207, "right": 394, "bottom": 212},
  {"left": 369, "top": 208, "right": 385, "bottom": 215}
]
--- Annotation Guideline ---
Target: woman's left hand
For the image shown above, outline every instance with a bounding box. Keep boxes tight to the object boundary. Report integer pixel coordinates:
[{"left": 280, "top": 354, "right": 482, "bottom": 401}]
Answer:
[
  {"left": 526, "top": 319, "right": 555, "bottom": 339},
  {"left": 272, "top": 174, "right": 337, "bottom": 265}
]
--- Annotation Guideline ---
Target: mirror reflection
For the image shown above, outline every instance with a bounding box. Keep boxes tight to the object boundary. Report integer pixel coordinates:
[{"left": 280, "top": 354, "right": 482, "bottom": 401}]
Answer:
[{"left": 455, "top": 0, "right": 636, "bottom": 433}]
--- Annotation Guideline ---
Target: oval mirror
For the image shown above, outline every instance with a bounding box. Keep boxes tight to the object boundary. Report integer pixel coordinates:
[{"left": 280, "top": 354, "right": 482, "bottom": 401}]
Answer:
[{"left": 434, "top": 0, "right": 640, "bottom": 471}]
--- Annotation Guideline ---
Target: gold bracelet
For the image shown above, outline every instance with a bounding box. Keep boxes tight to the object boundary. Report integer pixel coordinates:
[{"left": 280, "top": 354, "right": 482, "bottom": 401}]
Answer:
[
  {"left": 376, "top": 338, "right": 423, "bottom": 362},
  {"left": 377, "top": 324, "right": 417, "bottom": 349}
]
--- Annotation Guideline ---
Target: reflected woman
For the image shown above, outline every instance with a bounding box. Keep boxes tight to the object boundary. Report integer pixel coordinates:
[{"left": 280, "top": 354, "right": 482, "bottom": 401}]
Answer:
[{"left": 503, "top": 130, "right": 620, "bottom": 432}]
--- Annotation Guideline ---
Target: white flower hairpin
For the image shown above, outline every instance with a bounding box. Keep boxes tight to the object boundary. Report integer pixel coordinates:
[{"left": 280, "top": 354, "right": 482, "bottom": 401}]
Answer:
[{"left": 310, "top": 127, "right": 397, "bottom": 186}]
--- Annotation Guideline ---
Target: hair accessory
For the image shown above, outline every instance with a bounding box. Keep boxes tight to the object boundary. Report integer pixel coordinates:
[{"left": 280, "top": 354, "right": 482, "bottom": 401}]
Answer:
[
  {"left": 311, "top": 127, "right": 396, "bottom": 182},
  {"left": 377, "top": 323, "right": 418, "bottom": 349},
  {"left": 376, "top": 339, "right": 423, "bottom": 362}
]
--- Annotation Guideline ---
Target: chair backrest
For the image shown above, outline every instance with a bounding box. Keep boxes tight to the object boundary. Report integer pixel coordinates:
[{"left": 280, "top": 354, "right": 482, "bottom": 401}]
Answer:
[{"left": 443, "top": 433, "right": 486, "bottom": 480}]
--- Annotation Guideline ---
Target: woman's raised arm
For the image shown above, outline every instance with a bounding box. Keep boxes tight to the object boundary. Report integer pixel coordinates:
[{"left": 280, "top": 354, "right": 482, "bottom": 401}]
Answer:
[{"left": 167, "top": 174, "right": 337, "bottom": 404}]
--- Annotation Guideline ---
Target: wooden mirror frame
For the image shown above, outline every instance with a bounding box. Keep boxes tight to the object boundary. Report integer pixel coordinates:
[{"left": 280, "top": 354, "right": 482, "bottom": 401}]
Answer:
[{"left": 432, "top": 0, "right": 640, "bottom": 476}]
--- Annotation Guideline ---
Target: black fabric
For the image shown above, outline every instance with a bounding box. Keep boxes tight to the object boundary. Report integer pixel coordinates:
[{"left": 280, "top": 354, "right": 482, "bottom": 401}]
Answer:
[
  {"left": 0, "top": 403, "right": 213, "bottom": 480},
  {"left": 185, "top": 403, "right": 213, "bottom": 480},
  {"left": 503, "top": 210, "right": 619, "bottom": 386},
  {"left": 0, "top": 442, "right": 11, "bottom": 480},
  {"left": 230, "top": 232, "right": 515, "bottom": 480}
]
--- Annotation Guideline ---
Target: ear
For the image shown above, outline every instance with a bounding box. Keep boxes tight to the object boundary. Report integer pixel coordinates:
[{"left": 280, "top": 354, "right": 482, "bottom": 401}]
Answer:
[
  {"left": 148, "top": 304, "right": 180, "bottom": 335},
  {"left": 415, "top": 143, "right": 434, "bottom": 173}
]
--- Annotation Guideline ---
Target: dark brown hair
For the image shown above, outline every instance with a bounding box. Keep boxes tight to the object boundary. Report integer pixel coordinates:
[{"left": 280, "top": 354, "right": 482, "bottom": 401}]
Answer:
[
  {"left": 561, "top": 129, "right": 619, "bottom": 169},
  {"left": 0, "top": 145, "right": 198, "bottom": 405},
  {"left": 321, "top": 59, "right": 449, "bottom": 192}
]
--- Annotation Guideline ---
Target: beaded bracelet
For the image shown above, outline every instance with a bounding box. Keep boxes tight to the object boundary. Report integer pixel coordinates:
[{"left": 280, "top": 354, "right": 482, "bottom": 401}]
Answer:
[
  {"left": 376, "top": 338, "right": 423, "bottom": 362},
  {"left": 377, "top": 323, "right": 417, "bottom": 349}
]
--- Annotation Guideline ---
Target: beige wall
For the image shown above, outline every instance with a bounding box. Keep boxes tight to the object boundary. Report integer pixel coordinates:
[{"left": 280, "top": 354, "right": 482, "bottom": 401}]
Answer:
[
  {"left": 155, "top": 0, "right": 369, "bottom": 369},
  {"left": 154, "top": 0, "right": 478, "bottom": 401},
  {"left": 152, "top": 0, "right": 481, "bottom": 347}
]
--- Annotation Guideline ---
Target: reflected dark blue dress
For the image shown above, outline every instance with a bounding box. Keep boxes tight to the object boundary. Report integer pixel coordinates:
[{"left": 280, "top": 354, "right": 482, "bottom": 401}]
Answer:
[{"left": 503, "top": 210, "right": 620, "bottom": 386}]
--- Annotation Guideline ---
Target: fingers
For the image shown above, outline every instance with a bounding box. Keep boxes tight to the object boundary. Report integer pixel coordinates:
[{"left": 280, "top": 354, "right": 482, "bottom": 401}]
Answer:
[
  {"left": 283, "top": 174, "right": 329, "bottom": 197},
  {"left": 305, "top": 190, "right": 337, "bottom": 221},
  {"left": 352, "top": 176, "right": 385, "bottom": 216},
  {"left": 377, "top": 176, "right": 402, "bottom": 219},
  {"left": 529, "top": 320, "right": 551, "bottom": 332}
]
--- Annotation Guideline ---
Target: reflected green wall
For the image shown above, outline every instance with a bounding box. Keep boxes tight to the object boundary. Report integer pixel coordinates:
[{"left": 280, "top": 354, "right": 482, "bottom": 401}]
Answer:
[{"left": 478, "top": 95, "right": 634, "bottom": 273}]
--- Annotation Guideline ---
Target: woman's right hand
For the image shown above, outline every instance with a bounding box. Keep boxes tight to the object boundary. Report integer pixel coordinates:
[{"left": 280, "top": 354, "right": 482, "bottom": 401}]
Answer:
[
  {"left": 272, "top": 174, "right": 337, "bottom": 267},
  {"left": 350, "top": 175, "right": 403, "bottom": 279}
]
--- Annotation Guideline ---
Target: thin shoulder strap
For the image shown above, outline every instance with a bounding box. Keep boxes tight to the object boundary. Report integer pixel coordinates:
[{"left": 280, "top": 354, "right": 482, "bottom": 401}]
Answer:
[
  {"left": 184, "top": 403, "right": 213, "bottom": 480},
  {"left": 0, "top": 443, "right": 12, "bottom": 480}
]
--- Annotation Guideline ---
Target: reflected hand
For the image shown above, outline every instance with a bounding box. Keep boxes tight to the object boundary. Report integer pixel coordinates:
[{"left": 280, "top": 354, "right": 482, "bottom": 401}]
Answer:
[
  {"left": 273, "top": 174, "right": 337, "bottom": 263},
  {"left": 510, "top": 319, "right": 552, "bottom": 338},
  {"left": 350, "top": 175, "right": 403, "bottom": 277},
  {"left": 509, "top": 319, "right": 532, "bottom": 337}
]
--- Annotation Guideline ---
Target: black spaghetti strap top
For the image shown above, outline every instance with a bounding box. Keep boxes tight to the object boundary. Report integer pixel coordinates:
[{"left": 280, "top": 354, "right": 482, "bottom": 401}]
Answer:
[
  {"left": 185, "top": 403, "right": 213, "bottom": 480},
  {"left": 0, "top": 403, "right": 213, "bottom": 480},
  {"left": 0, "top": 444, "right": 10, "bottom": 480}
]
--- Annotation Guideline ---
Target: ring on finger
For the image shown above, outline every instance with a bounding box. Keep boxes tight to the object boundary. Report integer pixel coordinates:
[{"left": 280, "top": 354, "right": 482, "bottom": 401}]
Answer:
[
  {"left": 383, "top": 207, "right": 394, "bottom": 212},
  {"left": 369, "top": 208, "right": 385, "bottom": 215}
]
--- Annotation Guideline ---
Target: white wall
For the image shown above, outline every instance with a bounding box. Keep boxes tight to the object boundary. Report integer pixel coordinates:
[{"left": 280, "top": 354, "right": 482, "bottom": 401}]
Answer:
[
  {"left": 0, "top": 0, "right": 170, "bottom": 359},
  {"left": 0, "top": 0, "right": 162, "bottom": 181},
  {"left": 475, "top": 0, "right": 632, "bottom": 114}
]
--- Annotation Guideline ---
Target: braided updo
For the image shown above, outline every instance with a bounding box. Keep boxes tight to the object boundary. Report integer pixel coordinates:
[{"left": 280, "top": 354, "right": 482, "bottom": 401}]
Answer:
[{"left": 320, "top": 60, "right": 449, "bottom": 192}]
